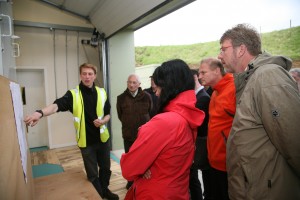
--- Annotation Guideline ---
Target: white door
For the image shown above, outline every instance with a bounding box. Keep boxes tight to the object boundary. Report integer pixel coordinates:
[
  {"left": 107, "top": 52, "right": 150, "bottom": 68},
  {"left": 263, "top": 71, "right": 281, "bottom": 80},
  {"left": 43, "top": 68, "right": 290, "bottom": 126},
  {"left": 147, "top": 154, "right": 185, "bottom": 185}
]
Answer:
[{"left": 16, "top": 69, "right": 48, "bottom": 148}]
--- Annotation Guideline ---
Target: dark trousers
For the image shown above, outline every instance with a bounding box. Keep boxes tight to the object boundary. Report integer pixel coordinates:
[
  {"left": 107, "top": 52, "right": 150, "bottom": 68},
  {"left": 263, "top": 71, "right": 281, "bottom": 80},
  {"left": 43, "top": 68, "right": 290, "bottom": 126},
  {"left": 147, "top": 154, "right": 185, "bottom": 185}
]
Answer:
[
  {"left": 210, "top": 167, "right": 229, "bottom": 200},
  {"left": 202, "top": 168, "right": 212, "bottom": 200},
  {"left": 80, "top": 141, "right": 111, "bottom": 195},
  {"left": 190, "top": 137, "right": 212, "bottom": 200},
  {"left": 189, "top": 168, "right": 203, "bottom": 200},
  {"left": 189, "top": 168, "right": 212, "bottom": 200},
  {"left": 124, "top": 139, "right": 135, "bottom": 188},
  {"left": 123, "top": 139, "right": 135, "bottom": 153}
]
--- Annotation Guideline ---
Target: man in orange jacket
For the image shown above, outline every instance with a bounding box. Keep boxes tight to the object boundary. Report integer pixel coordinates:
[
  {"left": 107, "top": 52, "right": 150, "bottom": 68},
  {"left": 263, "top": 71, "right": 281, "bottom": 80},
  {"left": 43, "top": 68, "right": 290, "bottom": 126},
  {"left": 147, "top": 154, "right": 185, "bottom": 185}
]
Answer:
[{"left": 198, "top": 58, "right": 236, "bottom": 200}]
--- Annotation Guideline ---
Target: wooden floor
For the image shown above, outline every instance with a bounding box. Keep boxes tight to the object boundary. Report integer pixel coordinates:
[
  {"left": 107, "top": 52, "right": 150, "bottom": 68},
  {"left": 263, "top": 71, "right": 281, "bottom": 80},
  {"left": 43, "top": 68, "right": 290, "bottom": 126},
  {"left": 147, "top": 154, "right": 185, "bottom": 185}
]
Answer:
[{"left": 31, "top": 145, "right": 128, "bottom": 200}]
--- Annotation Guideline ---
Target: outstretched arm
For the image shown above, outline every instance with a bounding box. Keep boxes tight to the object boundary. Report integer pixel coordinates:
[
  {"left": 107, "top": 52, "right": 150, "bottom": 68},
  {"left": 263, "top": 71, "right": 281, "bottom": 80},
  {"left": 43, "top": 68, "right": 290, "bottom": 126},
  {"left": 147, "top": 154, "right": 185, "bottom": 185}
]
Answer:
[{"left": 24, "top": 104, "right": 58, "bottom": 127}]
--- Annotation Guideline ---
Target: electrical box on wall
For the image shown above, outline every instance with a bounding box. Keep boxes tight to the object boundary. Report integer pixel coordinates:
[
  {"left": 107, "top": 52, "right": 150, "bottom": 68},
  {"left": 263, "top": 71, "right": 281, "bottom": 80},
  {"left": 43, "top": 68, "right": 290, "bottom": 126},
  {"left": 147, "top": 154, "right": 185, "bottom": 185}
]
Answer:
[{"left": 0, "top": 1, "right": 17, "bottom": 80}]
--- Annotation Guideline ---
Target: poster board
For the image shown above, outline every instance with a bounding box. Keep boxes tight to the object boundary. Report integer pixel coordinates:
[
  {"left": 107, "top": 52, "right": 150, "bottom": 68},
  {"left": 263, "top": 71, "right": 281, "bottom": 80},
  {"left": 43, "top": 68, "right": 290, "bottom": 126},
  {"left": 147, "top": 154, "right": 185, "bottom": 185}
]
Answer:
[{"left": 0, "top": 75, "right": 34, "bottom": 199}]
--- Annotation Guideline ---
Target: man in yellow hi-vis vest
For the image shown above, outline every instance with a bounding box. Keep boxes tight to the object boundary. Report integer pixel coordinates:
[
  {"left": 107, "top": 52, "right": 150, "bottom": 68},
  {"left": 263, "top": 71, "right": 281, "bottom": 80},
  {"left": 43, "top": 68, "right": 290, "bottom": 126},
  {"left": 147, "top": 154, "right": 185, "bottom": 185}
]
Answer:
[{"left": 24, "top": 63, "right": 119, "bottom": 200}]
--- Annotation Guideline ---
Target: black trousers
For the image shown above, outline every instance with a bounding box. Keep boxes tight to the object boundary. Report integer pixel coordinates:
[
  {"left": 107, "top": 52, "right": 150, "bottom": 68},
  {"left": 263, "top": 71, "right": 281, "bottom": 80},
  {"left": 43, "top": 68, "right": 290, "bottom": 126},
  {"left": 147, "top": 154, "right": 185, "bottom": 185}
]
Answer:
[
  {"left": 202, "top": 168, "right": 212, "bottom": 200},
  {"left": 189, "top": 167, "right": 213, "bottom": 200},
  {"left": 190, "top": 137, "right": 212, "bottom": 200},
  {"left": 123, "top": 139, "right": 135, "bottom": 153},
  {"left": 80, "top": 141, "right": 111, "bottom": 194},
  {"left": 124, "top": 139, "right": 135, "bottom": 187},
  {"left": 210, "top": 167, "right": 229, "bottom": 200},
  {"left": 189, "top": 168, "right": 203, "bottom": 200}
]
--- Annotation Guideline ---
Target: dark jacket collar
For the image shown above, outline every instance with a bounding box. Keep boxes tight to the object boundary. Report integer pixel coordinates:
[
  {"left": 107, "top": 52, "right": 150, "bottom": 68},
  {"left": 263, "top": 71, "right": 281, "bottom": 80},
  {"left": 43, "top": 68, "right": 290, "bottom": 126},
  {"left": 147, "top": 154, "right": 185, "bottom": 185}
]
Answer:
[{"left": 79, "top": 82, "right": 96, "bottom": 94}]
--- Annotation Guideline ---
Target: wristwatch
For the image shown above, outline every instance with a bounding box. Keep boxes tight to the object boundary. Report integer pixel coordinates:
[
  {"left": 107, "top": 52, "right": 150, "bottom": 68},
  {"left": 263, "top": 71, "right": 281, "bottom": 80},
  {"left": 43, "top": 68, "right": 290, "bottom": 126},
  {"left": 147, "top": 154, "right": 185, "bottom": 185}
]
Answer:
[{"left": 35, "top": 110, "right": 44, "bottom": 118}]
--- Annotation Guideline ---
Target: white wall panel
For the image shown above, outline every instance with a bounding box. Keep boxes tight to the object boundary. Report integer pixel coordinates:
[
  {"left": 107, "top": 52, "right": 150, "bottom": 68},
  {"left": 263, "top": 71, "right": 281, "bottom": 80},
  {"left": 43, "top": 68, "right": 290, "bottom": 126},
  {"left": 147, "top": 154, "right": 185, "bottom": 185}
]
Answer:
[
  {"left": 108, "top": 31, "right": 135, "bottom": 150},
  {"left": 54, "top": 29, "right": 68, "bottom": 97},
  {"left": 66, "top": 31, "right": 80, "bottom": 89}
]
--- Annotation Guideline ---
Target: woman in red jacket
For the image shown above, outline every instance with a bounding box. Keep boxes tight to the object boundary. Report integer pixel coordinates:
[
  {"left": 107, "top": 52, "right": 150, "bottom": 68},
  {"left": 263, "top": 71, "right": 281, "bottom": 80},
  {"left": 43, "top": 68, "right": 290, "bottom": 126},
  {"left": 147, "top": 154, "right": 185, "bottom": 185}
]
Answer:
[{"left": 121, "top": 59, "right": 205, "bottom": 199}]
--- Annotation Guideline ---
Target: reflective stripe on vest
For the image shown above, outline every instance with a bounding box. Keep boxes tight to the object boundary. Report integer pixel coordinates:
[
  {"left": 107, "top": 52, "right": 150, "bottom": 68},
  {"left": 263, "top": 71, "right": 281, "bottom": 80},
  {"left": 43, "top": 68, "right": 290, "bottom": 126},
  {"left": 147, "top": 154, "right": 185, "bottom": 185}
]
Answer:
[{"left": 70, "top": 86, "right": 110, "bottom": 147}]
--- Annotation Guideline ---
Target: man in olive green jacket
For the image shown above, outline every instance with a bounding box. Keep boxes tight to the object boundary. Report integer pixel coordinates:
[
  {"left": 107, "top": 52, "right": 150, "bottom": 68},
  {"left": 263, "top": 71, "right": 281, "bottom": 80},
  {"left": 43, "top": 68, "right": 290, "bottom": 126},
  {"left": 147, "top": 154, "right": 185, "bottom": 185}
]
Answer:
[{"left": 218, "top": 24, "right": 300, "bottom": 200}]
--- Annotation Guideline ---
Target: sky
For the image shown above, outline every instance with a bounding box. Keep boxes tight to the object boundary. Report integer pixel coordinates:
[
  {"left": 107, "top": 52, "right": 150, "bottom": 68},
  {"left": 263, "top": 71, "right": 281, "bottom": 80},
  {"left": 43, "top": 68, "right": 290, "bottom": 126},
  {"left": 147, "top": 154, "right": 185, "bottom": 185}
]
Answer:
[{"left": 134, "top": 0, "right": 300, "bottom": 46}]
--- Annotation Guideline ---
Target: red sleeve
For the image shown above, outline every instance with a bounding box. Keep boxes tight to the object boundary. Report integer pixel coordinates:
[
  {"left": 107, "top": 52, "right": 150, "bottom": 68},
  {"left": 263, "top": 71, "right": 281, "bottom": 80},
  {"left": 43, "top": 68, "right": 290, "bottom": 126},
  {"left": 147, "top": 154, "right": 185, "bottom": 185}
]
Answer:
[
  {"left": 120, "top": 115, "right": 174, "bottom": 181},
  {"left": 224, "top": 81, "right": 236, "bottom": 118}
]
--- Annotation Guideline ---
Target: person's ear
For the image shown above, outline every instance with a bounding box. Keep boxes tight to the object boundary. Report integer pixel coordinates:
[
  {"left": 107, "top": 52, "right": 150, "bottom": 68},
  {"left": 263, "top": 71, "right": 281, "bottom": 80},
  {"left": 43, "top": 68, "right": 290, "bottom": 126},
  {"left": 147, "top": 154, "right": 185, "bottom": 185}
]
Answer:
[{"left": 238, "top": 44, "right": 246, "bottom": 57}]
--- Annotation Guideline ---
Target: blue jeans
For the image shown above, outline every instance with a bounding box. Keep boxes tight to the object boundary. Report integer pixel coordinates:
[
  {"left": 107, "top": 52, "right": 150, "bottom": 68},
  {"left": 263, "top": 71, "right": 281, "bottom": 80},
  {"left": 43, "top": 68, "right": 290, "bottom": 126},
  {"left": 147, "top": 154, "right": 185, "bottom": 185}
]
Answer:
[{"left": 80, "top": 141, "right": 111, "bottom": 193}]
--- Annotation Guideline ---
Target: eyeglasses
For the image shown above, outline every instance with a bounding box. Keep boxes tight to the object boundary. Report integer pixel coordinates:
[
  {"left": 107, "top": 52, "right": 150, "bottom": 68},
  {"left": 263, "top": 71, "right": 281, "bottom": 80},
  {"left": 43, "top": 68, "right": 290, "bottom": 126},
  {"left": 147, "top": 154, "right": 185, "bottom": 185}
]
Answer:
[{"left": 220, "top": 45, "right": 232, "bottom": 54}]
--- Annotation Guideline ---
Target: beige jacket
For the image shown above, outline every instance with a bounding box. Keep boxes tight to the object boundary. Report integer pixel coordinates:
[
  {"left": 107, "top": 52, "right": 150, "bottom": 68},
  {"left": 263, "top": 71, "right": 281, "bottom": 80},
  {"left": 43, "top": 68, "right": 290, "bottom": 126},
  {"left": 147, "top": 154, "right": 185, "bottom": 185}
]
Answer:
[{"left": 227, "top": 52, "right": 300, "bottom": 200}]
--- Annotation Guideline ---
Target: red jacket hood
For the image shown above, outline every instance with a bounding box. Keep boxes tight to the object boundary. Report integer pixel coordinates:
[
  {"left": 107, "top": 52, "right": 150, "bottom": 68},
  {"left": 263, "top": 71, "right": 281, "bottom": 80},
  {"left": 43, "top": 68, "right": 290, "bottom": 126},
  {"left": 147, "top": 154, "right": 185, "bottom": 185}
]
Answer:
[{"left": 164, "top": 90, "right": 205, "bottom": 129}]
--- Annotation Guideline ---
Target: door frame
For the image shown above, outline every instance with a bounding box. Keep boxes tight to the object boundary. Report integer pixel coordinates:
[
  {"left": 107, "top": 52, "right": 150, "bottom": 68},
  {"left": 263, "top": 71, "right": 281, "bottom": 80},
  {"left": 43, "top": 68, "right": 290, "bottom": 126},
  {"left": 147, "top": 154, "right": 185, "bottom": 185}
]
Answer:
[{"left": 16, "top": 66, "right": 52, "bottom": 148}]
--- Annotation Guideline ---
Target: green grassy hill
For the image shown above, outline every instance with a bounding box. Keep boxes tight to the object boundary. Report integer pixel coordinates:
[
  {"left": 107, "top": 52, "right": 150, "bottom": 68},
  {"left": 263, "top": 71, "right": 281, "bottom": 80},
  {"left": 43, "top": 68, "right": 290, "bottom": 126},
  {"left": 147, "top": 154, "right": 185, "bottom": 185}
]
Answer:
[{"left": 135, "top": 26, "right": 300, "bottom": 67}]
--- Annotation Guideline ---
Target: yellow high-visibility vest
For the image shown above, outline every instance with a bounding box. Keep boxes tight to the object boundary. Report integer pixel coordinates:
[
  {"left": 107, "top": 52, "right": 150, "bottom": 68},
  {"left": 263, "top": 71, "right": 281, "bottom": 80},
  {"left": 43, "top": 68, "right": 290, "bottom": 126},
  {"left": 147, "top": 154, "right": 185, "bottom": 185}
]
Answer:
[{"left": 70, "top": 86, "right": 110, "bottom": 147}]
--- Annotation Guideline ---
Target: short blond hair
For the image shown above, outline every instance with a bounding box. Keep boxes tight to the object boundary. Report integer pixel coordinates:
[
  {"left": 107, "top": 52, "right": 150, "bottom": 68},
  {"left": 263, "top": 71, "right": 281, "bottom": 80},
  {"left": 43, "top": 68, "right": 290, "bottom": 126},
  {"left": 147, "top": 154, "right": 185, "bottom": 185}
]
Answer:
[{"left": 79, "top": 63, "right": 97, "bottom": 74}]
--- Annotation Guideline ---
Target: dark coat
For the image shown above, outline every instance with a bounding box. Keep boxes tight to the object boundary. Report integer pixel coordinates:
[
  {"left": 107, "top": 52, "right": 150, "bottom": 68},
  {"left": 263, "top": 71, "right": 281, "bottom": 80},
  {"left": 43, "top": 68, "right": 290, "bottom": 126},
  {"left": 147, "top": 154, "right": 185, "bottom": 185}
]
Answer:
[
  {"left": 192, "top": 87, "right": 210, "bottom": 170},
  {"left": 143, "top": 87, "right": 159, "bottom": 118},
  {"left": 117, "top": 87, "right": 152, "bottom": 141}
]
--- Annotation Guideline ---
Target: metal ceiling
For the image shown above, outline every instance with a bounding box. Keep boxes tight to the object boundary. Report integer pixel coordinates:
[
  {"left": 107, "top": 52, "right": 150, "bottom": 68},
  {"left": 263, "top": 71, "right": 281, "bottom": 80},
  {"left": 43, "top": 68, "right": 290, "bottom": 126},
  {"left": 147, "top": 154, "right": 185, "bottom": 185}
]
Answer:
[{"left": 39, "top": 0, "right": 195, "bottom": 39}]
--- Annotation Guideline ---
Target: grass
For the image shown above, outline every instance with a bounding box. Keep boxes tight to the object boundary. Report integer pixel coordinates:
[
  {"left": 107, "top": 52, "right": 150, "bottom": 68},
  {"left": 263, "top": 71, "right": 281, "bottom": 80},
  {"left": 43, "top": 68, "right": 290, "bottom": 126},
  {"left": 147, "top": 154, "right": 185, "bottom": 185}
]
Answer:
[
  {"left": 135, "top": 26, "right": 300, "bottom": 67},
  {"left": 261, "top": 27, "right": 300, "bottom": 59}
]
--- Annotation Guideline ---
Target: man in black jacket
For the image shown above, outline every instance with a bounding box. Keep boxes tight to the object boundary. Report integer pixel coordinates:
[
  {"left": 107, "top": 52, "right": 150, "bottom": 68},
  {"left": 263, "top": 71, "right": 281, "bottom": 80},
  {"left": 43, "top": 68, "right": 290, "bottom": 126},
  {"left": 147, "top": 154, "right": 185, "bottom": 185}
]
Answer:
[
  {"left": 189, "top": 69, "right": 211, "bottom": 200},
  {"left": 143, "top": 76, "right": 159, "bottom": 118}
]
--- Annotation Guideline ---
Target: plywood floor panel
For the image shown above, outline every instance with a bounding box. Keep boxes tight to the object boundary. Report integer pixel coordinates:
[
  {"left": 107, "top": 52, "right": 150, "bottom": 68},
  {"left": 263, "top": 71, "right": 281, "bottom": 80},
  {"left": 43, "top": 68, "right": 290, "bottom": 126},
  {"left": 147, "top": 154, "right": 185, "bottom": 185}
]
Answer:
[
  {"left": 31, "top": 145, "right": 128, "bottom": 200},
  {"left": 34, "top": 168, "right": 101, "bottom": 200},
  {"left": 31, "top": 149, "right": 60, "bottom": 165}
]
